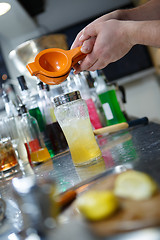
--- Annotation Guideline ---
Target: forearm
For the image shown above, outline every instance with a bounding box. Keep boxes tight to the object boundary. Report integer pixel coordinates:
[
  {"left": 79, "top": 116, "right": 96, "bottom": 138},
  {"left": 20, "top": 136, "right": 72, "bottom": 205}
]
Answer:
[
  {"left": 126, "top": 20, "right": 160, "bottom": 47},
  {"left": 118, "top": 0, "right": 160, "bottom": 21}
]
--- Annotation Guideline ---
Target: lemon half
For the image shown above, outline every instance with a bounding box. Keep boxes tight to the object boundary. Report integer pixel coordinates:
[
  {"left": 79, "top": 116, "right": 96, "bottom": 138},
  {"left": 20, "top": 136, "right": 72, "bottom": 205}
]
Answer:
[
  {"left": 77, "top": 191, "right": 118, "bottom": 221},
  {"left": 114, "top": 170, "right": 158, "bottom": 200}
]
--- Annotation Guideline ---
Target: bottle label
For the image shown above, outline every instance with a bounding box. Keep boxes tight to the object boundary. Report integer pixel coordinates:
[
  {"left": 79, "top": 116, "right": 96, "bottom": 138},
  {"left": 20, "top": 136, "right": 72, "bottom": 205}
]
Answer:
[{"left": 102, "top": 103, "right": 113, "bottom": 120}]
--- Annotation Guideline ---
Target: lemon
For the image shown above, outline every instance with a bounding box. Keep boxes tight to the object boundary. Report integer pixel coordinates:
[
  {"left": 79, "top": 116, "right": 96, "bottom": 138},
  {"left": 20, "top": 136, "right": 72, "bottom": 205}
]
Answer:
[
  {"left": 77, "top": 190, "right": 118, "bottom": 221},
  {"left": 114, "top": 170, "right": 158, "bottom": 200}
]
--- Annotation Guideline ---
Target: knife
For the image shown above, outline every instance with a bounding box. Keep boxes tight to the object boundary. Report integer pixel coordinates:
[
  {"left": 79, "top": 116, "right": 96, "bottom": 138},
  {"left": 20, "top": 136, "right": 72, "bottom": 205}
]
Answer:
[{"left": 93, "top": 117, "right": 149, "bottom": 136}]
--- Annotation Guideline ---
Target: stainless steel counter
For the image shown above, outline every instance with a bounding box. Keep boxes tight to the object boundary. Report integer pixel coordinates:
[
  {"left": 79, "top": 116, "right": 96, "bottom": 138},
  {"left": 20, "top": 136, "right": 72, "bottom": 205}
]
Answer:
[
  {"left": 1, "top": 122, "right": 160, "bottom": 239},
  {"left": 35, "top": 121, "right": 160, "bottom": 190}
]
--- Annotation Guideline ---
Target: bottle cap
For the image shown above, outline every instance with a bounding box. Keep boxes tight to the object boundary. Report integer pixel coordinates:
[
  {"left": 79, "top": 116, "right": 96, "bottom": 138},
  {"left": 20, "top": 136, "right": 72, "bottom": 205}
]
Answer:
[
  {"left": 17, "top": 75, "right": 28, "bottom": 91},
  {"left": 44, "top": 84, "right": 50, "bottom": 92},
  {"left": 16, "top": 95, "right": 28, "bottom": 114},
  {"left": 53, "top": 91, "right": 81, "bottom": 107},
  {"left": 37, "top": 81, "right": 44, "bottom": 90}
]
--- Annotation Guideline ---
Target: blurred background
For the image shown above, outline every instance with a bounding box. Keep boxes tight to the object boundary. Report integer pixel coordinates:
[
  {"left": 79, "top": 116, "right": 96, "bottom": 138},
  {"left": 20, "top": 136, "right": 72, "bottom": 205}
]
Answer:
[{"left": 0, "top": 0, "right": 160, "bottom": 122}]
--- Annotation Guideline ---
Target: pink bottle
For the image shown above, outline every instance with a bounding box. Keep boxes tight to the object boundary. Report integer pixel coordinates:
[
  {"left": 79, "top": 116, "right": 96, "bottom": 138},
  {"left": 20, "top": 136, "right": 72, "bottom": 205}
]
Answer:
[
  {"left": 85, "top": 98, "right": 102, "bottom": 129},
  {"left": 74, "top": 73, "right": 103, "bottom": 130}
]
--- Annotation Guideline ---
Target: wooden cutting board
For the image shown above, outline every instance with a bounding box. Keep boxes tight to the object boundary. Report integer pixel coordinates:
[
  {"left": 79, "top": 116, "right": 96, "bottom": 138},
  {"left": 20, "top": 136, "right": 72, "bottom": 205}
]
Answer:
[{"left": 60, "top": 171, "right": 160, "bottom": 236}]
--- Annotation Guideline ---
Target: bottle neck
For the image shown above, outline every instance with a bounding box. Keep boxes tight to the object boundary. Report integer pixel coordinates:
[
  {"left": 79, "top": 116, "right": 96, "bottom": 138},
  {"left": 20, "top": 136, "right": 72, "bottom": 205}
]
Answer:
[
  {"left": 95, "top": 76, "right": 109, "bottom": 94},
  {"left": 21, "top": 90, "right": 38, "bottom": 110},
  {"left": 4, "top": 101, "right": 17, "bottom": 117},
  {"left": 74, "top": 73, "right": 91, "bottom": 100},
  {"left": 38, "top": 88, "right": 45, "bottom": 99}
]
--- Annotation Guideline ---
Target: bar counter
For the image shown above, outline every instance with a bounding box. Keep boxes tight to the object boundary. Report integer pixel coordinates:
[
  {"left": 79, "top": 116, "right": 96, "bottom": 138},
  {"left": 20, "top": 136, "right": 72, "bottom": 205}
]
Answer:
[{"left": 1, "top": 122, "right": 160, "bottom": 239}]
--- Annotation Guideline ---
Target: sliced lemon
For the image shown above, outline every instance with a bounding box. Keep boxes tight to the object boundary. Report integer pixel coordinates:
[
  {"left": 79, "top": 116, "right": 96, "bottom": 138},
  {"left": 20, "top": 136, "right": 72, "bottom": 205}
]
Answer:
[
  {"left": 77, "top": 190, "right": 118, "bottom": 221},
  {"left": 114, "top": 170, "right": 158, "bottom": 200}
]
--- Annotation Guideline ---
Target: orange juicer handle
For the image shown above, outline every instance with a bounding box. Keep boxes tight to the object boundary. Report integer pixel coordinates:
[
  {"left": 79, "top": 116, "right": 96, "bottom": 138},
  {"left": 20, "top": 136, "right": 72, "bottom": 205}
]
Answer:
[
  {"left": 26, "top": 62, "right": 39, "bottom": 76},
  {"left": 69, "top": 46, "right": 86, "bottom": 67}
]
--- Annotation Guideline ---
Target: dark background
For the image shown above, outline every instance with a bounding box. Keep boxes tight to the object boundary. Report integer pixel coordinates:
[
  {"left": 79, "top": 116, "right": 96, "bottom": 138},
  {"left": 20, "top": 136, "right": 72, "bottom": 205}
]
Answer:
[{"left": 54, "top": 3, "right": 153, "bottom": 82}]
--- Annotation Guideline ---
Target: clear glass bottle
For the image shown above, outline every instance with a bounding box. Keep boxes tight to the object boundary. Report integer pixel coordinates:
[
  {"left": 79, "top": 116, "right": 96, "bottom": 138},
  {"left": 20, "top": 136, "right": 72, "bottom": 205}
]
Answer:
[
  {"left": 83, "top": 71, "right": 107, "bottom": 127},
  {"left": 17, "top": 97, "right": 51, "bottom": 164},
  {"left": 2, "top": 88, "right": 18, "bottom": 117},
  {"left": 61, "top": 72, "right": 103, "bottom": 130},
  {"left": 17, "top": 75, "right": 55, "bottom": 158},
  {"left": 37, "top": 81, "right": 68, "bottom": 154},
  {"left": 75, "top": 72, "right": 103, "bottom": 129},
  {"left": 4, "top": 113, "right": 34, "bottom": 176},
  {"left": 2, "top": 89, "right": 31, "bottom": 169},
  {"left": 17, "top": 75, "right": 46, "bottom": 132},
  {"left": 53, "top": 91, "right": 102, "bottom": 166}
]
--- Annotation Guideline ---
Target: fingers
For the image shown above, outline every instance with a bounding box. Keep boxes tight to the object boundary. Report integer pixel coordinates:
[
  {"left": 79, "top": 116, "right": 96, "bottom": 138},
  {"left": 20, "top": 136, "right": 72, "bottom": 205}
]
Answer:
[
  {"left": 73, "top": 58, "right": 98, "bottom": 74},
  {"left": 71, "top": 23, "right": 98, "bottom": 50},
  {"left": 73, "top": 40, "right": 110, "bottom": 73},
  {"left": 87, "top": 59, "right": 108, "bottom": 71},
  {"left": 78, "top": 25, "right": 98, "bottom": 42},
  {"left": 71, "top": 30, "right": 84, "bottom": 49},
  {"left": 72, "top": 37, "right": 96, "bottom": 73},
  {"left": 71, "top": 27, "right": 91, "bottom": 50},
  {"left": 81, "top": 37, "right": 96, "bottom": 53},
  {"left": 73, "top": 50, "right": 98, "bottom": 74}
]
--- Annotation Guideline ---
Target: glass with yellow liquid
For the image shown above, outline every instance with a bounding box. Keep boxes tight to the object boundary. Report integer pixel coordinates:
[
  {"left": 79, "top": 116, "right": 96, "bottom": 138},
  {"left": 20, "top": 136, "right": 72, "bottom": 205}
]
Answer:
[{"left": 53, "top": 91, "right": 102, "bottom": 166}]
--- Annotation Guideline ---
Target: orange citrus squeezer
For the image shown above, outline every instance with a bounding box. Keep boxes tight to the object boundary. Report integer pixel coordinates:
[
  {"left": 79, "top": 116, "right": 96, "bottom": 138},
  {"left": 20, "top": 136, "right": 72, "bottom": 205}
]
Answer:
[{"left": 26, "top": 46, "right": 86, "bottom": 85}]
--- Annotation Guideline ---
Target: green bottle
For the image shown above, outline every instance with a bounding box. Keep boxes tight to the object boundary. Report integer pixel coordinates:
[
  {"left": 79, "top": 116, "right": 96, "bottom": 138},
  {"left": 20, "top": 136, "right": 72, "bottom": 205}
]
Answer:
[
  {"left": 29, "top": 107, "right": 45, "bottom": 132},
  {"left": 95, "top": 70, "right": 126, "bottom": 126}
]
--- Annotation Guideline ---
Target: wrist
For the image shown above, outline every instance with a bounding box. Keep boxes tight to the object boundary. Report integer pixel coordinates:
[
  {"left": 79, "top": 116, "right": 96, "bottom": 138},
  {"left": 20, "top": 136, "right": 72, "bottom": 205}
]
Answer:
[
  {"left": 127, "top": 20, "right": 160, "bottom": 48},
  {"left": 122, "top": 21, "right": 138, "bottom": 47},
  {"left": 115, "top": 9, "right": 130, "bottom": 20}
]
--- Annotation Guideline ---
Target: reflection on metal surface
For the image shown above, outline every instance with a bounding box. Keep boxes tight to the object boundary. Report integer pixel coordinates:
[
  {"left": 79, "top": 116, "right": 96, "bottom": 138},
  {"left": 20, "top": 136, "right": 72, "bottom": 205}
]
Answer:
[
  {"left": 5, "top": 199, "right": 23, "bottom": 231},
  {"left": 0, "top": 198, "right": 6, "bottom": 222},
  {"left": 75, "top": 158, "right": 106, "bottom": 181},
  {"left": 100, "top": 132, "right": 132, "bottom": 152},
  {"left": 69, "top": 164, "right": 132, "bottom": 195},
  {"left": 1, "top": 123, "right": 160, "bottom": 239}
]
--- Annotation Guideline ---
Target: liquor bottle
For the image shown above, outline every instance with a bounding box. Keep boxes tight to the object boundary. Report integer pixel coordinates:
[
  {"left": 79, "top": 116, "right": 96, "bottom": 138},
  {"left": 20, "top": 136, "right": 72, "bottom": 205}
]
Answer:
[
  {"left": 17, "top": 75, "right": 45, "bottom": 132},
  {"left": 61, "top": 71, "right": 103, "bottom": 129},
  {"left": 83, "top": 71, "right": 107, "bottom": 127},
  {"left": 2, "top": 88, "right": 18, "bottom": 117},
  {"left": 17, "top": 75, "right": 55, "bottom": 158},
  {"left": 94, "top": 70, "right": 127, "bottom": 126},
  {"left": 74, "top": 72, "right": 103, "bottom": 129},
  {"left": 37, "top": 81, "right": 68, "bottom": 154},
  {"left": 114, "top": 83, "right": 130, "bottom": 121},
  {"left": 17, "top": 96, "right": 51, "bottom": 164},
  {"left": 2, "top": 88, "right": 30, "bottom": 168}
]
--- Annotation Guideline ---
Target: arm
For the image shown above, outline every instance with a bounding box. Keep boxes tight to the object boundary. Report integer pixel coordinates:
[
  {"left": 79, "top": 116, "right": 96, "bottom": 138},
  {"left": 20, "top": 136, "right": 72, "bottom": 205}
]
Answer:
[
  {"left": 118, "top": 0, "right": 160, "bottom": 21},
  {"left": 71, "top": 0, "right": 160, "bottom": 50},
  {"left": 128, "top": 20, "right": 160, "bottom": 47},
  {"left": 72, "top": 19, "right": 160, "bottom": 73},
  {"left": 71, "top": 0, "right": 160, "bottom": 73}
]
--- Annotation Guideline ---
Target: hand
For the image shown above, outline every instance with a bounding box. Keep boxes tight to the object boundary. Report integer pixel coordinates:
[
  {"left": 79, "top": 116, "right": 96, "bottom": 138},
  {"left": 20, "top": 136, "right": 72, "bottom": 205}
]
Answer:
[
  {"left": 71, "top": 10, "right": 121, "bottom": 50},
  {"left": 72, "top": 19, "right": 134, "bottom": 73}
]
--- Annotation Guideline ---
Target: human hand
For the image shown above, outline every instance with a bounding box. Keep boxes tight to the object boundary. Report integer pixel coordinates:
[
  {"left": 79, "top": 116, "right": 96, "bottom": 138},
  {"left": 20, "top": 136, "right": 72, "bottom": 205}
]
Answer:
[
  {"left": 71, "top": 10, "right": 121, "bottom": 50},
  {"left": 71, "top": 19, "right": 134, "bottom": 73}
]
